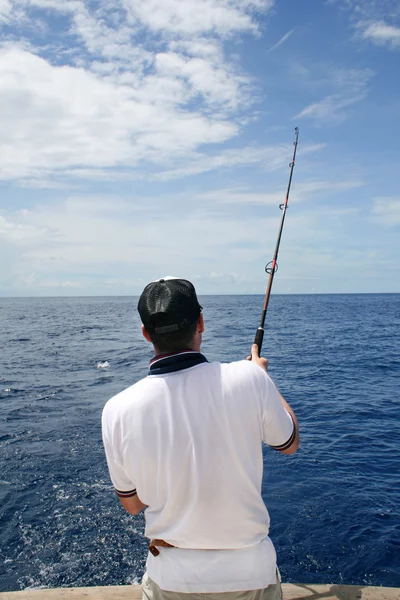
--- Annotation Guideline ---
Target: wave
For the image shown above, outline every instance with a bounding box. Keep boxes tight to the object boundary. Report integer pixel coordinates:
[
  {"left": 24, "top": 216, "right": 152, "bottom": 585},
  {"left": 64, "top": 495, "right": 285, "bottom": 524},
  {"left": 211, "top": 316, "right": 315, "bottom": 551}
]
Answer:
[{"left": 96, "top": 361, "right": 110, "bottom": 369}]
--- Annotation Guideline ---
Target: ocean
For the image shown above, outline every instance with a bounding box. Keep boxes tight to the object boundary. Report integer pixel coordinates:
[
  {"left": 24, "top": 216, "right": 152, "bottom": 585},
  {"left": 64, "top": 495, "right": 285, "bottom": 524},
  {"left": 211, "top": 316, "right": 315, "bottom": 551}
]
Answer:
[{"left": 0, "top": 294, "right": 399, "bottom": 591}]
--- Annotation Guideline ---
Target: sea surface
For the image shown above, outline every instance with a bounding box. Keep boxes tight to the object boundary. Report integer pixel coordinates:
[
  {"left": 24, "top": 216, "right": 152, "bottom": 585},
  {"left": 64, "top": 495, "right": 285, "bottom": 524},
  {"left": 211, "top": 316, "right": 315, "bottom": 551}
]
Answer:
[{"left": 0, "top": 294, "right": 399, "bottom": 592}]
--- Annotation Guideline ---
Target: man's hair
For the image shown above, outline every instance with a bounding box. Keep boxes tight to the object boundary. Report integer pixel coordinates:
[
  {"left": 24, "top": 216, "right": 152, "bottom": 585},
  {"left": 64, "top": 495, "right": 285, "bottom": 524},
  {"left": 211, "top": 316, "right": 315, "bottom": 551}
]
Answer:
[{"left": 147, "top": 319, "right": 198, "bottom": 353}]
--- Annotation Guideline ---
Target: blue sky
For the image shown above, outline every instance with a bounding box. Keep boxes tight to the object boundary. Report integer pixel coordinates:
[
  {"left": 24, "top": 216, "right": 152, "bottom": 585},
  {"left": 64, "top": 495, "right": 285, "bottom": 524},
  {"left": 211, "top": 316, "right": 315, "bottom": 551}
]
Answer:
[{"left": 0, "top": 0, "right": 399, "bottom": 296}]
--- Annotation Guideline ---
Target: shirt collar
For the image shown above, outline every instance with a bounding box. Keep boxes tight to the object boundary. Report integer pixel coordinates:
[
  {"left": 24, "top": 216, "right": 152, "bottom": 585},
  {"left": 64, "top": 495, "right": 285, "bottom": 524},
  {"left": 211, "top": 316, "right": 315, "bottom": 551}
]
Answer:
[{"left": 148, "top": 349, "right": 208, "bottom": 375}]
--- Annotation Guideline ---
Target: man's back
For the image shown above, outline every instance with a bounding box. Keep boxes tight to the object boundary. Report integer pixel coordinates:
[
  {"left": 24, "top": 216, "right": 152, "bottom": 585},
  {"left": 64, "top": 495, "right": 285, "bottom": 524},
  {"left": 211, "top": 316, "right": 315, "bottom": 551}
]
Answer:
[{"left": 102, "top": 356, "right": 294, "bottom": 549}]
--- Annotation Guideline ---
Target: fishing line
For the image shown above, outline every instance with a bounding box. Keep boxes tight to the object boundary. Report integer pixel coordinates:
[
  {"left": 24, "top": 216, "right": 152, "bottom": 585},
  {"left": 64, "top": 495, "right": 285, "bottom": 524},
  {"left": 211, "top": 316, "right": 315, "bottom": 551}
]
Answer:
[{"left": 253, "top": 127, "right": 299, "bottom": 355}]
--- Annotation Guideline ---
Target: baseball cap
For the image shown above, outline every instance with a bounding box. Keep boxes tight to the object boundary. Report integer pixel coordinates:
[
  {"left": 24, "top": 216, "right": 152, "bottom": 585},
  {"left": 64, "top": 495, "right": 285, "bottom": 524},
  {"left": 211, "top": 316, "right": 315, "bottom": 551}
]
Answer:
[{"left": 138, "top": 276, "right": 202, "bottom": 335}]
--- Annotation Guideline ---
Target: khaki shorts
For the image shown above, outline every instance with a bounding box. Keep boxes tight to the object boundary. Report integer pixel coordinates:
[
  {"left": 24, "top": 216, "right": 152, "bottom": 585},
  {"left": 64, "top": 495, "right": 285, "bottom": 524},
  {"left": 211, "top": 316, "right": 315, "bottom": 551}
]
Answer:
[{"left": 142, "top": 572, "right": 283, "bottom": 600}]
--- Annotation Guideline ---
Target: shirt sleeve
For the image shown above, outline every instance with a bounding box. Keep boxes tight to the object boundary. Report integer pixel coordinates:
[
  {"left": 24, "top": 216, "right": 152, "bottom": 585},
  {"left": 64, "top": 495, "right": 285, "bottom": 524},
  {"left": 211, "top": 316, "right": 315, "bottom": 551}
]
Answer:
[
  {"left": 102, "top": 403, "right": 137, "bottom": 498},
  {"left": 257, "top": 369, "right": 296, "bottom": 450}
]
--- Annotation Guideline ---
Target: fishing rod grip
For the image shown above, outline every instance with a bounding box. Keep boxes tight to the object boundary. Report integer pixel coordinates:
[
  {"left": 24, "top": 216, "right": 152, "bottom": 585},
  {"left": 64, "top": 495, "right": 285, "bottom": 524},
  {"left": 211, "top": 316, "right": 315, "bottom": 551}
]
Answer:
[{"left": 253, "top": 328, "right": 264, "bottom": 356}]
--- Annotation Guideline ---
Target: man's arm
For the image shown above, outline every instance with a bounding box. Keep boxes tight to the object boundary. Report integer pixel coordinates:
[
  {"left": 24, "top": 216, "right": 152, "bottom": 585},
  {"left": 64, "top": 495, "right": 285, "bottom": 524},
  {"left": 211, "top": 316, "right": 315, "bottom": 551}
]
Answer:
[
  {"left": 118, "top": 494, "right": 147, "bottom": 515},
  {"left": 272, "top": 385, "right": 299, "bottom": 454},
  {"left": 248, "top": 343, "right": 300, "bottom": 455},
  {"left": 102, "top": 407, "right": 147, "bottom": 514}
]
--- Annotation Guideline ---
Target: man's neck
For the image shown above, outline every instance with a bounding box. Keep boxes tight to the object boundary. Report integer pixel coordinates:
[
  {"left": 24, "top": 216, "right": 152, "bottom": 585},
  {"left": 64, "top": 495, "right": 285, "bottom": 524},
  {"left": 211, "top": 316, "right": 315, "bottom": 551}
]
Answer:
[{"left": 153, "top": 346, "right": 200, "bottom": 357}]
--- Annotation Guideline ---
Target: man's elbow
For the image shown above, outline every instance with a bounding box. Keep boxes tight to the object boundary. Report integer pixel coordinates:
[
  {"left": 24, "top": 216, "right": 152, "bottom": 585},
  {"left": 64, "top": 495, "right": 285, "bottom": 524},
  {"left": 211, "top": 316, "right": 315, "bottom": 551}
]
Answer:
[
  {"left": 279, "top": 438, "right": 299, "bottom": 455},
  {"left": 118, "top": 495, "right": 147, "bottom": 515},
  {"left": 124, "top": 505, "right": 143, "bottom": 515}
]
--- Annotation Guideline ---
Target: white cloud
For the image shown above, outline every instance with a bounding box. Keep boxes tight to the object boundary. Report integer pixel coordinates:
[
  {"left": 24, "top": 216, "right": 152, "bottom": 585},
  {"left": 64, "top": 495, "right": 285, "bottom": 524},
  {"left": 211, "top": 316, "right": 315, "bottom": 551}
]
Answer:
[
  {"left": 0, "top": 0, "right": 12, "bottom": 22},
  {"left": 196, "top": 179, "right": 364, "bottom": 206},
  {"left": 331, "top": 1, "right": 400, "bottom": 47},
  {"left": 156, "top": 145, "right": 289, "bottom": 179},
  {"left": 268, "top": 29, "right": 294, "bottom": 52},
  {"left": 1, "top": 184, "right": 397, "bottom": 295},
  {"left": 10, "top": 141, "right": 324, "bottom": 187},
  {"left": 0, "top": 46, "right": 237, "bottom": 181},
  {"left": 371, "top": 197, "right": 400, "bottom": 226},
  {"left": 156, "top": 142, "right": 325, "bottom": 180},
  {"left": 197, "top": 188, "right": 282, "bottom": 206},
  {"left": 122, "top": 0, "right": 272, "bottom": 37},
  {"left": 295, "top": 68, "right": 373, "bottom": 123},
  {"left": 330, "top": 0, "right": 400, "bottom": 21},
  {"left": 293, "top": 179, "right": 365, "bottom": 199},
  {"left": 0, "top": 1, "right": 276, "bottom": 183},
  {"left": 361, "top": 21, "right": 400, "bottom": 47},
  {"left": 154, "top": 51, "right": 248, "bottom": 110},
  {"left": 295, "top": 94, "right": 363, "bottom": 122},
  {"left": 0, "top": 214, "right": 52, "bottom": 244},
  {"left": 168, "top": 38, "right": 223, "bottom": 61},
  {"left": 0, "top": 192, "right": 271, "bottom": 294}
]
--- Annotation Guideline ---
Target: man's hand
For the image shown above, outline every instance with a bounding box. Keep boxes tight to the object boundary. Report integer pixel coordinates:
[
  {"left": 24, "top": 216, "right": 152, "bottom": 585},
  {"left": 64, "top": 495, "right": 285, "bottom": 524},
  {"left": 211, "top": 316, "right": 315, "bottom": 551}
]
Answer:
[{"left": 247, "top": 344, "right": 268, "bottom": 372}]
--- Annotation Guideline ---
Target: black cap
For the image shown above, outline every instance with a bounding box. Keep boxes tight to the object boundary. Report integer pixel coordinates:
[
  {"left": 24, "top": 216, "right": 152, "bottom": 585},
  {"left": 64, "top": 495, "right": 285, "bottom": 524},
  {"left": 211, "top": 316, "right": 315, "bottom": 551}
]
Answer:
[{"left": 138, "top": 277, "right": 202, "bottom": 335}]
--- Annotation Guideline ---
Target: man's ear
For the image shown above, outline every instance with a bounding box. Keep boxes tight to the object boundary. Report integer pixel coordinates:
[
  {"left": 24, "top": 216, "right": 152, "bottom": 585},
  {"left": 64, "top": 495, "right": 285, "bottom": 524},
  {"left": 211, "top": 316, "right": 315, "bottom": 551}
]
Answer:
[
  {"left": 198, "top": 313, "right": 205, "bottom": 334},
  {"left": 141, "top": 324, "right": 152, "bottom": 343}
]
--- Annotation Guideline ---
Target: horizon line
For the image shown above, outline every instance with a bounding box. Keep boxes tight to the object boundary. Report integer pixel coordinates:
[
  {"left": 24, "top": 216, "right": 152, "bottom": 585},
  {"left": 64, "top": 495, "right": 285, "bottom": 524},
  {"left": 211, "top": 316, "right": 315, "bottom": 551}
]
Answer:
[{"left": 1, "top": 292, "right": 399, "bottom": 299}]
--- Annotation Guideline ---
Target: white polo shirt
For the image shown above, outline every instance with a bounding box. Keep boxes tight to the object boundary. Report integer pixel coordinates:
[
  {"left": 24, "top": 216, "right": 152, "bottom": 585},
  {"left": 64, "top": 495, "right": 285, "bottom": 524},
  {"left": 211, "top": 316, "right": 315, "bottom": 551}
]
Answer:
[{"left": 102, "top": 351, "right": 295, "bottom": 593}]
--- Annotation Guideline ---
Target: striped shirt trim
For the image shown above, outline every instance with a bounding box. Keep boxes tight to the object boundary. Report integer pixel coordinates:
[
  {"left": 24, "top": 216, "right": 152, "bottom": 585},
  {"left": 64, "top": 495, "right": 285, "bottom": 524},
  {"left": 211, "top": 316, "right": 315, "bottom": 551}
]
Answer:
[
  {"left": 148, "top": 351, "right": 208, "bottom": 376},
  {"left": 270, "top": 416, "right": 297, "bottom": 451},
  {"left": 115, "top": 488, "right": 137, "bottom": 498},
  {"left": 149, "top": 350, "right": 199, "bottom": 366}
]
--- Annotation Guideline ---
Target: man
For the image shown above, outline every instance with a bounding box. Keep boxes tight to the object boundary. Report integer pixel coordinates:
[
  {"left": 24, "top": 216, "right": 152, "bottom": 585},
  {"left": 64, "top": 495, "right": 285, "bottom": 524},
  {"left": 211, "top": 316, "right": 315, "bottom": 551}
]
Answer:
[{"left": 102, "top": 277, "right": 299, "bottom": 600}]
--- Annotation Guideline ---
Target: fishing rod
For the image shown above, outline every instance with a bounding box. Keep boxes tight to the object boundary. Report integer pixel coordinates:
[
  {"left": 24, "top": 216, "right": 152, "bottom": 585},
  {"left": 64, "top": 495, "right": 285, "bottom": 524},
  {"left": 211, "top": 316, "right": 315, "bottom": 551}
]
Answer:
[{"left": 253, "top": 126, "right": 299, "bottom": 355}]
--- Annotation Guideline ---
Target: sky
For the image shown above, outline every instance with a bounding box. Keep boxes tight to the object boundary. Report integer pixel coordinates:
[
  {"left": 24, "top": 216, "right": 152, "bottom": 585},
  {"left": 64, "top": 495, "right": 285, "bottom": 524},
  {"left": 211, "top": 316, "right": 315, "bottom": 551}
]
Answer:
[{"left": 0, "top": 0, "right": 399, "bottom": 296}]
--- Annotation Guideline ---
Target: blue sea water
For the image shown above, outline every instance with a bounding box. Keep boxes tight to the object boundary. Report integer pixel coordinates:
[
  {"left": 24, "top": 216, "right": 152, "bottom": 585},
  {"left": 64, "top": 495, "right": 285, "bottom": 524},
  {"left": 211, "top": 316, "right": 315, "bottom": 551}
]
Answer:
[{"left": 0, "top": 294, "right": 399, "bottom": 592}]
